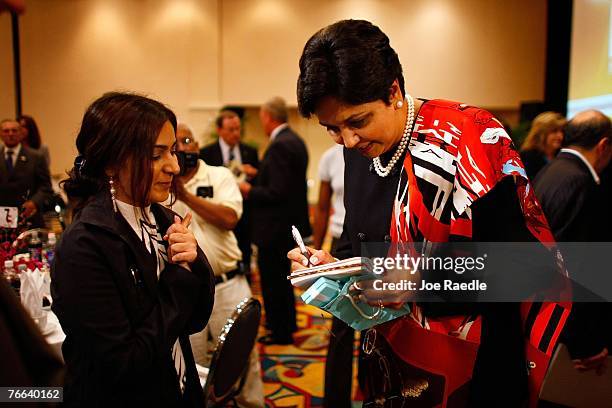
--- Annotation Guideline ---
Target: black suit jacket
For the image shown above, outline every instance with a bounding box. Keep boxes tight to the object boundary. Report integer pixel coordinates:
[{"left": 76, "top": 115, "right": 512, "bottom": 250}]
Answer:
[
  {"left": 534, "top": 151, "right": 602, "bottom": 242},
  {"left": 199, "top": 141, "right": 259, "bottom": 169},
  {"left": 51, "top": 191, "right": 215, "bottom": 407},
  {"left": 250, "top": 127, "right": 311, "bottom": 247},
  {"left": 535, "top": 151, "right": 610, "bottom": 359},
  {"left": 0, "top": 145, "right": 53, "bottom": 228}
]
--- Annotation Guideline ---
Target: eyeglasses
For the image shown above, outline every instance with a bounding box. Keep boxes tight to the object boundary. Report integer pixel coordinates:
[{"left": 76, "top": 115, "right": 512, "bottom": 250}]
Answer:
[{"left": 179, "top": 137, "right": 193, "bottom": 145}]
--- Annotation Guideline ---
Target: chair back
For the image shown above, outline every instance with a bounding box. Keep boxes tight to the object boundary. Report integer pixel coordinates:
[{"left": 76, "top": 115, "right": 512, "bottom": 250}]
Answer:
[{"left": 203, "top": 297, "right": 261, "bottom": 406}]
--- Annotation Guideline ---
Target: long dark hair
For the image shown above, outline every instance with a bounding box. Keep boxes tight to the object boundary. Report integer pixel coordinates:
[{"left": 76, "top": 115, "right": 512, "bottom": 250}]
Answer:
[
  {"left": 17, "top": 115, "right": 42, "bottom": 149},
  {"left": 62, "top": 92, "right": 177, "bottom": 213}
]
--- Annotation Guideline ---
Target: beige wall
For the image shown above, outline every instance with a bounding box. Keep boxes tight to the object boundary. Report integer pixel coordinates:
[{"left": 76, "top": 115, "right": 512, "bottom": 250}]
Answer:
[
  {"left": 222, "top": 0, "right": 547, "bottom": 107},
  {"left": 1, "top": 12, "right": 15, "bottom": 118},
  {"left": 0, "top": 0, "right": 547, "bottom": 202},
  {"left": 12, "top": 0, "right": 220, "bottom": 175},
  {"left": 569, "top": 0, "right": 611, "bottom": 100}
]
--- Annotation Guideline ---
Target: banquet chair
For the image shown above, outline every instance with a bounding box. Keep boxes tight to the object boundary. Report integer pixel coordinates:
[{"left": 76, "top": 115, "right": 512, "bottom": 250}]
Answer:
[{"left": 201, "top": 297, "right": 261, "bottom": 407}]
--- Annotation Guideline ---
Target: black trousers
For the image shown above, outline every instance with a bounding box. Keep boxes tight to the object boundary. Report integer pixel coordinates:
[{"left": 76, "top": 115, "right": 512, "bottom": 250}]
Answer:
[
  {"left": 324, "top": 317, "right": 355, "bottom": 408},
  {"left": 234, "top": 207, "right": 253, "bottom": 274},
  {"left": 257, "top": 243, "right": 297, "bottom": 338}
]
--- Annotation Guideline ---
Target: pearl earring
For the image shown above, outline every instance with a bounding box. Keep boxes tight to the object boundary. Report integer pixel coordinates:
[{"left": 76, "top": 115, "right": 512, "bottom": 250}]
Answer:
[
  {"left": 109, "top": 176, "right": 118, "bottom": 212},
  {"left": 396, "top": 100, "right": 404, "bottom": 109}
]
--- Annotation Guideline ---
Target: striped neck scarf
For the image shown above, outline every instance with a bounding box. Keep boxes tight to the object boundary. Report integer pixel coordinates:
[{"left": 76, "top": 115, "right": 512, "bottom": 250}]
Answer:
[{"left": 116, "top": 201, "right": 187, "bottom": 393}]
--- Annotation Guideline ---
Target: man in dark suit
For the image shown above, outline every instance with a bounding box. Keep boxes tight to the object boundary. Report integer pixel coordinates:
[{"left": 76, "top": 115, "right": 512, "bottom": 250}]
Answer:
[
  {"left": 200, "top": 110, "right": 259, "bottom": 275},
  {"left": 239, "top": 97, "right": 311, "bottom": 345},
  {"left": 1, "top": 119, "right": 52, "bottom": 229},
  {"left": 534, "top": 109, "right": 612, "bottom": 374}
]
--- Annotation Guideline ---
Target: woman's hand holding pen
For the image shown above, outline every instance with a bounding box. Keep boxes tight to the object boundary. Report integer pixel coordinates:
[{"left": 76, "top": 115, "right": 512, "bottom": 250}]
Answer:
[
  {"left": 287, "top": 247, "right": 336, "bottom": 272},
  {"left": 164, "top": 212, "right": 197, "bottom": 270}
]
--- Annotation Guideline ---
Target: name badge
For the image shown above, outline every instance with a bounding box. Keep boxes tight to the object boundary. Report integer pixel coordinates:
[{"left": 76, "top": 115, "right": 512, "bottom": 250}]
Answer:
[{"left": 0, "top": 206, "right": 19, "bottom": 228}]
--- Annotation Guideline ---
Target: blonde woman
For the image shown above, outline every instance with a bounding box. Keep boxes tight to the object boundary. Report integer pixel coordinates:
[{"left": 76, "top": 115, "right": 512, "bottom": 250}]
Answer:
[{"left": 520, "top": 111, "right": 567, "bottom": 180}]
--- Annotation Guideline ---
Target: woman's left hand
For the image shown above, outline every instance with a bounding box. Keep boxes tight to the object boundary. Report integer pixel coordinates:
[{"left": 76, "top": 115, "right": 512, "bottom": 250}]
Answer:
[
  {"left": 356, "top": 266, "right": 420, "bottom": 309},
  {"left": 164, "top": 213, "right": 197, "bottom": 267}
]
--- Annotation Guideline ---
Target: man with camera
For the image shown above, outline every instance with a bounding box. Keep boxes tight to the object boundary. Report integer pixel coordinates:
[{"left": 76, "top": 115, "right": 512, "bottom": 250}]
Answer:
[
  {"left": 171, "top": 123, "right": 264, "bottom": 407},
  {"left": 200, "top": 110, "right": 260, "bottom": 276}
]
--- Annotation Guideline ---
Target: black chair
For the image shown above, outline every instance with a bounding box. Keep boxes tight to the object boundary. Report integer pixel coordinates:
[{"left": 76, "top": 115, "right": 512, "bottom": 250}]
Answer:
[{"left": 202, "top": 297, "right": 261, "bottom": 407}]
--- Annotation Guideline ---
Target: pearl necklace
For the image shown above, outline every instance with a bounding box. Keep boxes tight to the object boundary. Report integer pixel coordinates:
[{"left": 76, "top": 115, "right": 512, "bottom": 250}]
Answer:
[{"left": 372, "top": 94, "right": 415, "bottom": 177}]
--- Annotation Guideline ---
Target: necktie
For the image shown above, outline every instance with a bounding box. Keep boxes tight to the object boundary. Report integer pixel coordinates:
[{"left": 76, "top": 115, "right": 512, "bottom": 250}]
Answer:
[
  {"left": 5, "top": 150, "right": 14, "bottom": 174},
  {"left": 228, "top": 149, "right": 235, "bottom": 163}
]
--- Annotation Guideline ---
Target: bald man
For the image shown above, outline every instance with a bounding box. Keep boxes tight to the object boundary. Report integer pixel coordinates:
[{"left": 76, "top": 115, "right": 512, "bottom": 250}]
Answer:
[
  {"left": 535, "top": 110, "right": 612, "bottom": 241},
  {"left": 534, "top": 110, "right": 612, "bottom": 375}
]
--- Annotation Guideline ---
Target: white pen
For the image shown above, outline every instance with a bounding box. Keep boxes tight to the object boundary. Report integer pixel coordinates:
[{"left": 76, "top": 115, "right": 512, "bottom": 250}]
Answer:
[{"left": 291, "top": 225, "right": 311, "bottom": 266}]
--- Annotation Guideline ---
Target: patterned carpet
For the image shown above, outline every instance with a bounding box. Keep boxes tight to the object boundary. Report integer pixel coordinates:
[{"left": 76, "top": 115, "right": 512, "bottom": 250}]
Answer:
[{"left": 251, "top": 272, "right": 362, "bottom": 408}]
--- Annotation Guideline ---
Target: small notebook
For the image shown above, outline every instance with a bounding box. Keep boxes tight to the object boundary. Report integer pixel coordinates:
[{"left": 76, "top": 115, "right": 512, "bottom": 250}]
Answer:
[
  {"left": 539, "top": 344, "right": 612, "bottom": 407},
  {"left": 288, "top": 257, "right": 373, "bottom": 288}
]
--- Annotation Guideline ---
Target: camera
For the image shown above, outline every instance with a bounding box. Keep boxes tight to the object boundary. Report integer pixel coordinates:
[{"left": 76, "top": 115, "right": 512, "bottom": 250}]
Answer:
[
  {"left": 176, "top": 151, "right": 198, "bottom": 176},
  {"left": 197, "top": 186, "right": 214, "bottom": 198}
]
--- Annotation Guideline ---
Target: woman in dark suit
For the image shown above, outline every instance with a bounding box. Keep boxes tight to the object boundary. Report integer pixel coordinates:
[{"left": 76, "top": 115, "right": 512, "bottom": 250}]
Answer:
[{"left": 51, "top": 92, "right": 215, "bottom": 407}]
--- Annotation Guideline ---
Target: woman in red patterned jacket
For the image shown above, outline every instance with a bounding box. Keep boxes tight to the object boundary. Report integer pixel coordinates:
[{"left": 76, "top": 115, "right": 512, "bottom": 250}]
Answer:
[{"left": 289, "top": 20, "right": 571, "bottom": 408}]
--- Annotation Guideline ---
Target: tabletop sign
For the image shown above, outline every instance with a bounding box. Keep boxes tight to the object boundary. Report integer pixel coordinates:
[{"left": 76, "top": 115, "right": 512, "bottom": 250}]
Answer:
[{"left": 0, "top": 206, "right": 19, "bottom": 228}]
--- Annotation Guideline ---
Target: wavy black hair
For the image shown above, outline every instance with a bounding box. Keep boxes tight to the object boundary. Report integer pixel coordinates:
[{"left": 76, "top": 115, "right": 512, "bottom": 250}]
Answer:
[{"left": 62, "top": 92, "right": 177, "bottom": 213}]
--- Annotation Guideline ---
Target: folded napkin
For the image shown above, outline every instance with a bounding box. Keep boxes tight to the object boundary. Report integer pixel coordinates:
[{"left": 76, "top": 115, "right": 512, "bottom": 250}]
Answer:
[{"left": 20, "top": 268, "right": 47, "bottom": 329}]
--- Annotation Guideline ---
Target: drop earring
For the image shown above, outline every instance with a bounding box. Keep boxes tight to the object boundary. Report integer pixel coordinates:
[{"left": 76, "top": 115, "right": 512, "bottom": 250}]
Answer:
[
  {"left": 396, "top": 100, "right": 404, "bottom": 109},
  {"left": 109, "top": 176, "right": 118, "bottom": 212}
]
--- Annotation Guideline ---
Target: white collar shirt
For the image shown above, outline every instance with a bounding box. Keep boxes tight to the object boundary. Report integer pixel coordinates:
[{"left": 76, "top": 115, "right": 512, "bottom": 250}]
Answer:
[
  {"left": 269, "top": 123, "right": 288, "bottom": 143},
  {"left": 170, "top": 160, "right": 243, "bottom": 275},
  {"left": 560, "top": 148, "right": 600, "bottom": 184},
  {"left": 218, "top": 137, "right": 242, "bottom": 166}
]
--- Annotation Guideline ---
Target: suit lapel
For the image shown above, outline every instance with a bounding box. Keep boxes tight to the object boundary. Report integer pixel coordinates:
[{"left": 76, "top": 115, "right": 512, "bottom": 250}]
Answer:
[
  {"left": 214, "top": 142, "right": 224, "bottom": 166},
  {"left": 113, "top": 213, "right": 160, "bottom": 298},
  {"left": 239, "top": 144, "right": 249, "bottom": 164},
  {"left": 13, "top": 148, "right": 28, "bottom": 170},
  {"left": 79, "top": 193, "right": 159, "bottom": 297},
  {"left": 0, "top": 146, "right": 8, "bottom": 183},
  {"left": 11, "top": 148, "right": 30, "bottom": 181}
]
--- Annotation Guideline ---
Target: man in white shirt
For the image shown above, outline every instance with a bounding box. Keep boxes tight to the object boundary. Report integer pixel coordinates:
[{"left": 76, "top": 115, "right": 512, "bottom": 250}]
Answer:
[
  {"left": 171, "top": 124, "right": 264, "bottom": 408},
  {"left": 313, "top": 144, "right": 345, "bottom": 250}
]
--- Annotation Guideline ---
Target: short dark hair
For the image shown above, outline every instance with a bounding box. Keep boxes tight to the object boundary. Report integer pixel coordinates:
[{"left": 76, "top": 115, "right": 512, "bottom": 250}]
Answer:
[
  {"left": 62, "top": 92, "right": 177, "bottom": 212},
  {"left": 297, "top": 19, "right": 405, "bottom": 118},
  {"left": 17, "top": 115, "right": 42, "bottom": 149},
  {"left": 564, "top": 111, "right": 611, "bottom": 149},
  {"left": 215, "top": 110, "right": 239, "bottom": 129}
]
